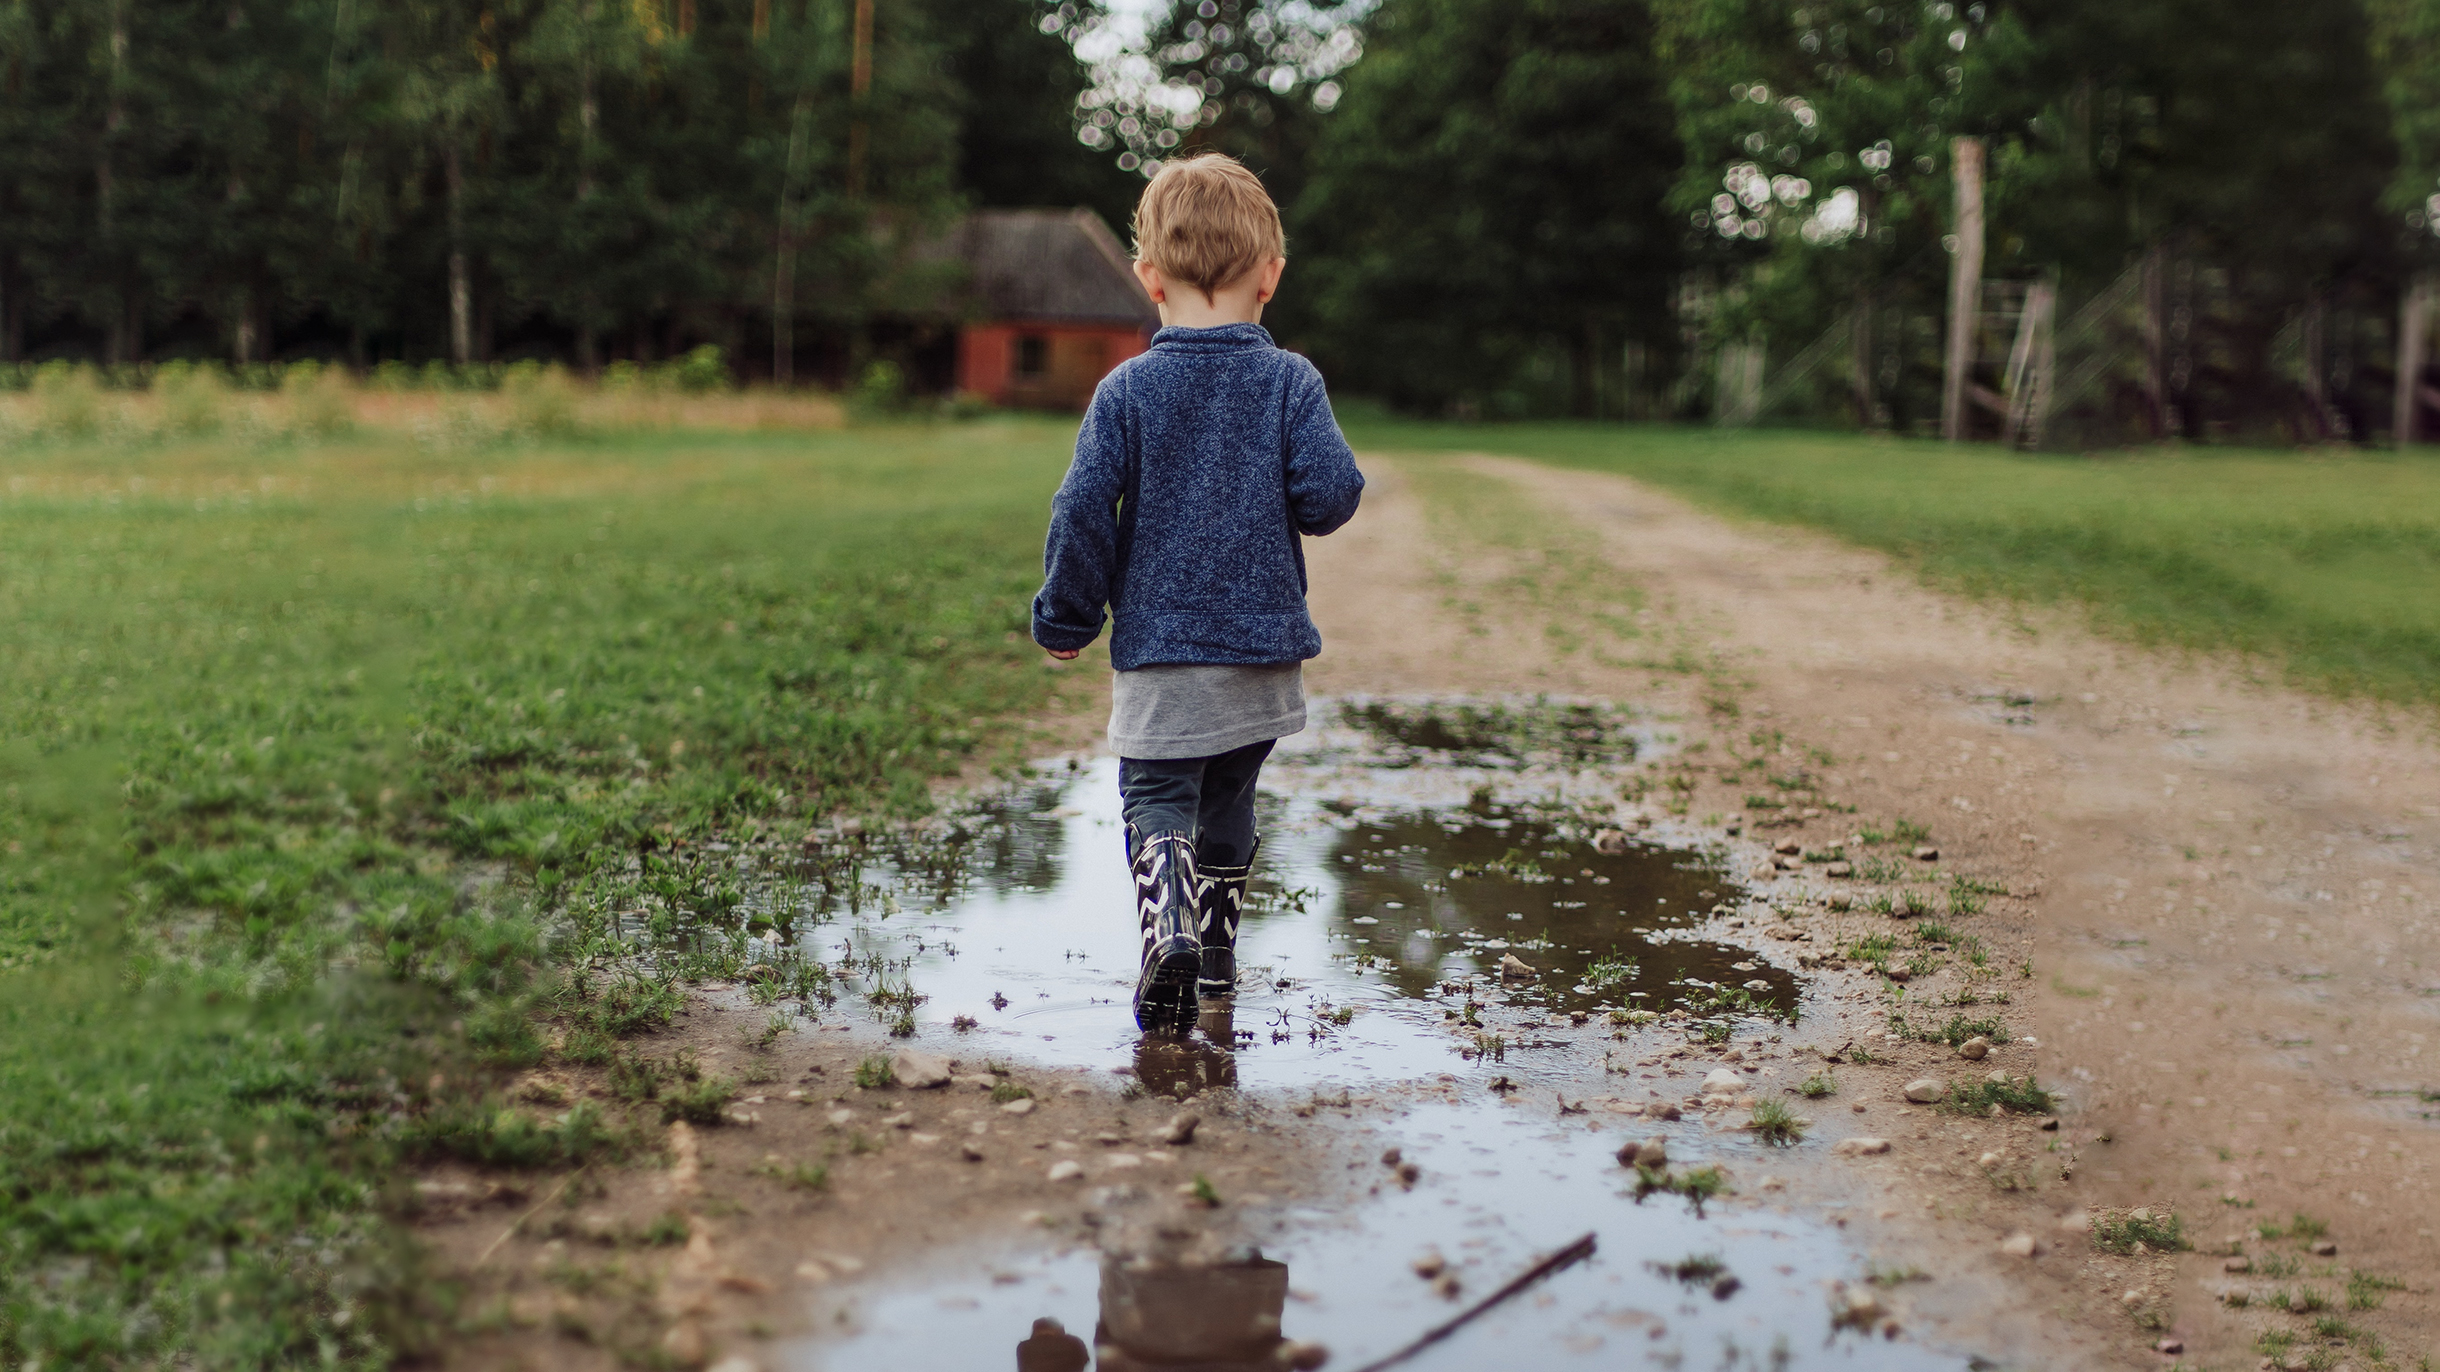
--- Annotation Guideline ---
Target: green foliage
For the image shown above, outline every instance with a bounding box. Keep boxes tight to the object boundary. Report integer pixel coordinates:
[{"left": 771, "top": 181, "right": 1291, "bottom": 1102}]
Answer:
[
  {"left": 1748, "top": 1096, "right": 1805, "bottom": 1145},
  {"left": 1942, "top": 1075, "right": 2056, "bottom": 1116},
  {"left": 1291, "top": 0, "right": 1684, "bottom": 417},
  {"left": 1798, "top": 1069, "right": 1837, "bottom": 1098},
  {"left": 1633, "top": 1162, "right": 1729, "bottom": 1214},
  {"left": 989, "top": 1081, "right": 1033, "bottom": 1105},
  {"left": 2091, "top": 1206, "right": 2187, "bottom": 1255},
  {"left": 854, "top": 1056, "right": 899, "bottom": 1090},
  {"left": 1889, "top": 1012, "right": 2009, "bottom": 1047}
]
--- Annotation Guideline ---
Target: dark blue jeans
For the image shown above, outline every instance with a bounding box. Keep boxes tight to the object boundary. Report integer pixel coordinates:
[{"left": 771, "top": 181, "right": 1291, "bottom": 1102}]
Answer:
[{"left": 1116, "top": 738, "right": 1273, "bottom": 870}]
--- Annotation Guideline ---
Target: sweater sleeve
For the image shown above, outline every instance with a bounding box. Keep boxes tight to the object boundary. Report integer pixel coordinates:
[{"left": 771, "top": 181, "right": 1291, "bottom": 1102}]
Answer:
[
  {"left": 1030, "top": 375, "right": 1128, "bottom": 652},
  {"left": 1283, "top": 361, "right": 1365, "bottom": 537}
]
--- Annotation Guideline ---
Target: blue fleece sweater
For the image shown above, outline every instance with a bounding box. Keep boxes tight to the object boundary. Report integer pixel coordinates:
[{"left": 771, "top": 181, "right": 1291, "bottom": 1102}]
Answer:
[{"left": 1031, "top": 323, "right": 1365, "bottom": 670}]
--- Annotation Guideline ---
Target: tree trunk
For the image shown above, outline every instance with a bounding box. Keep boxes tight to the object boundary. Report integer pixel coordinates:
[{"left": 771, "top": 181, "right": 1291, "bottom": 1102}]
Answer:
[
  {"left": 2143, "top": 242, "right": 2171, "bottom": 438},
  {"left": 1848, "top": 285, "right": 1873, "bottom": 427},
  {"left": 1940, "top": 136, "right": 1984, "bottom": 442},
  {"left": 2396, "top": 272, "right": 2432, "bottom": 449},
  {"left": 447, "top": 142, "right": 472, "bottom": 366}
]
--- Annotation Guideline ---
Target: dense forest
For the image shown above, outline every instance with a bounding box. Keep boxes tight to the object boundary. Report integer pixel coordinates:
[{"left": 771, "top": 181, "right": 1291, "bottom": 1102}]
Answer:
[{"left": 4, "top": 0, "right": 2437, "bottom": 440}]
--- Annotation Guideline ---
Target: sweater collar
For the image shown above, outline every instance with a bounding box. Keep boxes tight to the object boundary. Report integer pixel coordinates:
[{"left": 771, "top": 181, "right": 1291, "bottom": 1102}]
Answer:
[{"left": 1149, "top": 321, "right": 1276, "bottom": 353}]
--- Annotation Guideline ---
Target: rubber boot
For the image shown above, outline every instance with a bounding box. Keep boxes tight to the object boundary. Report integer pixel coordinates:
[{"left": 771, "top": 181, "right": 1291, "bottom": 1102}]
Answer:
[
  {"left": 1128, "top": 827, "right": 1202, "bottom": 1034},
  {"left": 1194, "top": 836, "right": 1258, "bottom": 1002}
]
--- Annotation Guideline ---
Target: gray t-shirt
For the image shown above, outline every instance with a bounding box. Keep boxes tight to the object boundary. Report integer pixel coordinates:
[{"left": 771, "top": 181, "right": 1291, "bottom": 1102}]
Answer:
[{"left": 1108, "top": 663, "right": 1306, "bottom": 760}]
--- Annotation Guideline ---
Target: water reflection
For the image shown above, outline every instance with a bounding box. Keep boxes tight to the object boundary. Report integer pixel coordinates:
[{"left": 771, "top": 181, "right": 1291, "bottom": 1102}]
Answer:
[{"left": 1086, "top": 1253, "right": 1292, "bottom": 1371}]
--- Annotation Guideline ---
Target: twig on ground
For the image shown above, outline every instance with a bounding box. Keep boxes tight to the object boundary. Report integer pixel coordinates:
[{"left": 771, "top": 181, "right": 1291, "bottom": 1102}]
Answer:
[
  {"left": 1346, "top": 1231, "right": 1599, "bottom": 1372},
  {"left": 474, "top": 1165, "right": 589, "bottom": 1269}
]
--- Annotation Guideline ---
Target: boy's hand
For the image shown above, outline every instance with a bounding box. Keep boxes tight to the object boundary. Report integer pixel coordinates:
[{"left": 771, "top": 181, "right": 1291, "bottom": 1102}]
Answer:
[{"left": 1044, "top": 648, "right": 1080, "bottom": 661}]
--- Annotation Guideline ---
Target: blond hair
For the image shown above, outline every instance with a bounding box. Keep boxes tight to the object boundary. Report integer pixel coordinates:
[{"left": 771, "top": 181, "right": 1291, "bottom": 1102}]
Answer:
[{"left": 1130, "top": 154, "right": 1286, "bottom": 301}]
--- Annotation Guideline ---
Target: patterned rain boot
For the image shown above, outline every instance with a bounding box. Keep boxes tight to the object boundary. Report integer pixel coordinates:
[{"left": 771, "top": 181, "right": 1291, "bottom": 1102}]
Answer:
[
  {"left": 1128, "top": 827, "right": 1203, "bottom": 1034},
  {"left": 1194, "top": 836, "right": 1259, "bottom": 1002}
]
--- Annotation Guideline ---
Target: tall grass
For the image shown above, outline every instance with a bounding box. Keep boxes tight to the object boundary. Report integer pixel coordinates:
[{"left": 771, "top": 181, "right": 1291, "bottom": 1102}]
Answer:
[
  {"left": 0, "top": 415, "right": 1081, "bottom": 1364},
  {"left": 1346, "top": 421, "right": 2440, "bottom": 711}
]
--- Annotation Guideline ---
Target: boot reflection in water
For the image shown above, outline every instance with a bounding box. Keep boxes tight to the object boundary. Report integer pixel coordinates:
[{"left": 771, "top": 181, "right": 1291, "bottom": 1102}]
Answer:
[
  {"left": 1132, "top": 1031, "right": 1239, "bottom": 1101},
  {"left": 1091, "top": 1252, "right": 1290, "bottom": 1372},
  {"left": 1015, "top": 1316, "right": 1090, "bottom": 1372}
]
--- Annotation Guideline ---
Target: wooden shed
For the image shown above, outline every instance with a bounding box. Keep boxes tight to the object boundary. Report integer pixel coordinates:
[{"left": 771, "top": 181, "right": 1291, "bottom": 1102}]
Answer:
[{"left": 943, "top": 209, "right": 1159, "bottom": 410}]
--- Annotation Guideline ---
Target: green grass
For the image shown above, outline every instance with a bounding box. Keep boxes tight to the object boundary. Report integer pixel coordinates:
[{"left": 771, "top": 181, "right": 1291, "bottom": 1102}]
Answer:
[
  {"left": 1748, "top": 1096, "right": 1806, "bottom": 1146},
  {"left": 1346, "top": 422, "right": 2440, "bottom": 710},
  {"left": 2090, "top": 1205, "right": 2187, "bottom": 1255},
  {"left": 0, "top": 416, "right": 1082, "bottom": 1365}
]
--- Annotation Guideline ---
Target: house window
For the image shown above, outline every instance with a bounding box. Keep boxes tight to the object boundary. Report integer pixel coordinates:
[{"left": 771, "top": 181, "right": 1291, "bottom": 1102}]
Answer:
[{"left": 1015, "top": 335, "right": 1048, "bottom": 380}]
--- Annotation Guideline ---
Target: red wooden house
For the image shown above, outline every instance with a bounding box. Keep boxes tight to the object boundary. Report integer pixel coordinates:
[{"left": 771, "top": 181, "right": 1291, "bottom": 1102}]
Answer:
[{"left": 943, "top": 209, "right": 1159, "bottom": 410}]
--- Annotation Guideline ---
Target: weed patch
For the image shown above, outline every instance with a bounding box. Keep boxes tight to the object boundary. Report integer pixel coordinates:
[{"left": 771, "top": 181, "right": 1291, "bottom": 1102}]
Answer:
[{"left": 2091, "top": 1206, "right": 2187, "bottom": 1255}]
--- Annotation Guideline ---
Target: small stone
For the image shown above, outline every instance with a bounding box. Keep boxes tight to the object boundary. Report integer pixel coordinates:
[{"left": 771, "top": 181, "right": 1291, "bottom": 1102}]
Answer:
[
  {"left": 1635, "top": 1139, "right": 1668, "bottom": 1169},
  {"left": 2311, "top": 1240, "right": 2338, "bottom": 1257},
  {"left": 1827, "top": 892, "right": 1853, "bottom": 911},
  {"left": 1903, "top": 1078, "right": 1945, "bottom": 1104},
  {"left": 1498, "top": 952, "right": 1537, "bottom": 981},
  {"left": 1411, "top": 1250, "right": 1447, "bottom": 1279},
  {"left": 960, "top": 1142, "right": 986, "bottom": 1162},
  {"left": 1380, "top": 1147, "right": 1402, "bottom": 1166},
  {"left": 2224, "top": 1255, "right": 2251, "bottom": 1273},
  {"left": 2120, "top": 1288, "right": 2145, "bottom": 1308},
  {"left": 1047, "top": 1160, "right": 1084, "bottom": 1182},
  {"left": 1000, "top": 1098, "right": 1035, "bottom": 1115},
  {"left": 1430, "top": 1271, "right": 1462, "bottom": 1300},
  {"left": 2037, "top": 1117, "right": 2060, "bottom": 1131},
  {"left": 1833, "top": 1137, "right": 1891, "bottom": 1156},
  {"left": 1773, "top": 839, "right": 1802, "bottom": 856},
  {"left": 2151, "top": 1340, "right": 2183, "bottom": 1358},
  {"left": 890, "top": 1051, "right": 954, "bottom": 1090},
  {"left": 1277, "top": 1339, "right": 1331, "bottom": 1370},
  {"left": 881, "top": 1111, "right": 913, "bottom": 1129},
  {"left": 660, "top": 1320, "right": 708, "bottom": 1369},
  {"left": 1825, "top": 862, "right": 1853, "bottom": 878},
  {"left": 1957, "top": 1036, "right": 1990, "bottom": 1061},
  {"left": 1912, "top": 846, "right": 1939, "bottom": 862},
  {"left": 1395, "top": 1161, "right": 1421, "bottom": 1186},
  {"left": 1653, "top": 1103, "right": 1682, "bottom": 1121},
  {"left": 1977, "top": 1150, "right": 2003, "bottom": 1168},
  {"left": 1703, "top": 1068, "right": 1745, "bottom": 1094},
  {"left": 1593, "top": 829, "right": 1630, "bottom": 855},
  {"left": 1163, "top": 1112, "right": 1201, "bottom": 1145},
  {"left": 1999, "top": 1232, "right": 2037, "bottom": 1258},
  {"left": 826, "top": 1108, "right": 854, "bottom": 1126}
]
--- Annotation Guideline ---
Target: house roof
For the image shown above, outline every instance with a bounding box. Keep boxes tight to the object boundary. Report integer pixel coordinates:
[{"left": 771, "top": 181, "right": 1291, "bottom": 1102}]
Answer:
[{"left": 939, "top": 208, "right": 1159, "bottom": 329}]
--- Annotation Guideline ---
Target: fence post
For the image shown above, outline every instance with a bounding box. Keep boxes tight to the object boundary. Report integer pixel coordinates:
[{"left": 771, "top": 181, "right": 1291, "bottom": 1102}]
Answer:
[
  {"left": 2397, "top": 272, "right": 2433, "bottom": 449},
  {"left": 1941, "top": 137, "right": 1986, "bottom": 442}
]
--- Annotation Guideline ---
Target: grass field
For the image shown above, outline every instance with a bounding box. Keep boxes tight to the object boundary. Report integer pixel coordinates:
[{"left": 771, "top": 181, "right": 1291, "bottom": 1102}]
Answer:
[
  {"left": 0, "top": 412, "right": 1081, "bottom": 1365},
  {"left": 1348, "top": 420, "right": 2440, "bottom": 712}
]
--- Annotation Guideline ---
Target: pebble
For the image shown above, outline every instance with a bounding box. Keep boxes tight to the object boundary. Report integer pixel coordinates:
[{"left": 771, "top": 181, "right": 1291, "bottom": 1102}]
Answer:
[
  {"left": 1593, "top": 829, "right": 1630, "bottom": 855},
  {"left": 1411, "top": 1250, "right": 1447, "bottom": 1279},
  {"left": 1773, "top": 839, "right": 1802, "bottom": 856},
  {"left": 827, "top": 1109, "right": 854, "bottom": 1126},
  {"left": 1703, "top": 1068, "right": 1745, "bottom": 1094},
  {"left": 881, "top": 1112, "right": 913, "bottom": 1129},
  {"left": 1395, "top": 1161, "right": 1422, "bottom": 1186},
  {"left": 1998, "top": 1232, "right": 2037, "bottom": 1257},
  {"left": 1277, "top": 1340, "right": 1330, "bottom": 1370},
  {"left": 2224, "top": 1255, "right": 2251, "bottom": 1273},
  {"left": 1000, "top": 1098, "right": 1035, "bottom": 1115},
  {"left": 660, "top": 1320, "right": 708, "bottom": 1368},
  {"left": 1912, "top": 846, "right": 1939, "bottom": 862},
  {"left": 2153, "top": 1338, "right": 2182, "bottom": 1356},
  {"left": 1903, "top": 1078, "right": 1945, "bottom": 1104},
  {"left": 890, "top": 1050, "right": 955, "bottom": 1090},
  {"left": 1977, "top": 1151, "right": 2002, "bottom": 1167},
  {"left": 1047, "top": 1161, "right": 1084, "bottom": 1183},
  {"left": 960, "top": 1143, "right": 986, "bottom": 1163},
  {"left": 1833, "top": 1137, "right": 1890, "bottom": 1156},
  {"left": 1163, "top": 1112, "right": 1201, "bottom": 1145},
  {"left": 2311, "top": 1240, "right": 2338, "bottom": 1257},
  {"left": 1106, "top": 1153, "right": 1142, "bottom": 1169},
  {"left": 1957, "top": 1036, "right": 1990, "bottom": 1061},
  {"left": 1825, "top": 861, "right": 1853, "bottom": 878},
  {"left": 1498, "top": 952, "right": 1537, "bottom": 980}
]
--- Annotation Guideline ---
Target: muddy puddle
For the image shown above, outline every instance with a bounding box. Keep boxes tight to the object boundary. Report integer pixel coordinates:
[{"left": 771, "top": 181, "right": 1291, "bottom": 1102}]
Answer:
[
  {"left": 734, "top": 701, "right": 1989, "bottom": 1369},
  {"left": 791, "top": 700, "right": 1797, "bottom": 1088}
]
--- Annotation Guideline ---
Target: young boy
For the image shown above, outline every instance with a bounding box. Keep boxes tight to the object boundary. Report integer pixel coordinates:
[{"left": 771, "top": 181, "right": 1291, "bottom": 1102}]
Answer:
[{"left": 1031, "top": 153, "right": 1365, "bottom": 1035}]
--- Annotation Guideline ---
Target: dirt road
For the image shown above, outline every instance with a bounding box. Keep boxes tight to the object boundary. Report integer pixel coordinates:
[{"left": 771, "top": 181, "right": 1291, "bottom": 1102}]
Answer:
[{"left": 1305, "top": 453, "right": 2439, "bottom": 1366}]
